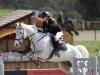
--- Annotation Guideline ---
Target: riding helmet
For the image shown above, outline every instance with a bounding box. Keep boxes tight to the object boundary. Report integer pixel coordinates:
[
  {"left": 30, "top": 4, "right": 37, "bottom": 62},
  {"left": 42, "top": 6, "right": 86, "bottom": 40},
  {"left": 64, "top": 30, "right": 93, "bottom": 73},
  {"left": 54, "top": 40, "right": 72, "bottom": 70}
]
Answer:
[{"left": 41, "top": 11, "right": 50, "bottom": 18}]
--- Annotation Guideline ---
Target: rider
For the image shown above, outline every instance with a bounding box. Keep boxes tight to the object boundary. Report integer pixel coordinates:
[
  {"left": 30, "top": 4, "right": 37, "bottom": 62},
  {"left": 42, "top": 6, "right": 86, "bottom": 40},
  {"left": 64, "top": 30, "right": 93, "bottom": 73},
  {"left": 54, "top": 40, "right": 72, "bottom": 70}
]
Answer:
[{"left": 41, "top": 11, "right": 63, "bottom": 57}]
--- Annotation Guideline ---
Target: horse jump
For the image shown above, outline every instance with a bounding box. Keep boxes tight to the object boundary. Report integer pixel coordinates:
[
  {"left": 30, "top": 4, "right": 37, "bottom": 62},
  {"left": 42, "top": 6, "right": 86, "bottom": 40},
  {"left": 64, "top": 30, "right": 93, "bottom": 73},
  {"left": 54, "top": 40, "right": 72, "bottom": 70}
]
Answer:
[{"left": 73, "top": 56, "right": 100, "bottom": 75}]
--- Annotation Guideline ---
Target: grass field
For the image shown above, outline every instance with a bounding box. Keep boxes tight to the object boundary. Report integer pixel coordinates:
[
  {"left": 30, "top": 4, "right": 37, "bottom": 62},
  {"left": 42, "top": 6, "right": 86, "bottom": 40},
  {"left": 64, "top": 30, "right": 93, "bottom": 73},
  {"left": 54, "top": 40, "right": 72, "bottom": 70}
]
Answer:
[
  {"left": 0, "top": 9, "right": 14, "bottom": 17},
  {"left": 74, "top": 41, "right": 100, "bottom": 57}
]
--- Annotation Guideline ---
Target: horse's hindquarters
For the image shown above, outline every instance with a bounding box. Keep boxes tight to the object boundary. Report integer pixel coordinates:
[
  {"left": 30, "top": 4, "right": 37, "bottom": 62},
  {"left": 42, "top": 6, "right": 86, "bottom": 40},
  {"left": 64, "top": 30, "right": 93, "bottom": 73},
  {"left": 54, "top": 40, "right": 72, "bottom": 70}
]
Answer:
[{"left": 75, "top": 45, "right": 89, "bottom": 58}]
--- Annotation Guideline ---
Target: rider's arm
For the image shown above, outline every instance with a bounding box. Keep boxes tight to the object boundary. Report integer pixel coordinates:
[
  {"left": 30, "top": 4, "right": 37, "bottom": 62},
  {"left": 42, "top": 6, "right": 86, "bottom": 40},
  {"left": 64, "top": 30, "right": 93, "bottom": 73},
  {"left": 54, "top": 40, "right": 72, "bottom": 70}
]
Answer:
[
  {"left": 42, "top": 22, "right": 47, "bottom": 30},
  {"left": 42, "top": 21, "right": 49, "bottom": 33}
]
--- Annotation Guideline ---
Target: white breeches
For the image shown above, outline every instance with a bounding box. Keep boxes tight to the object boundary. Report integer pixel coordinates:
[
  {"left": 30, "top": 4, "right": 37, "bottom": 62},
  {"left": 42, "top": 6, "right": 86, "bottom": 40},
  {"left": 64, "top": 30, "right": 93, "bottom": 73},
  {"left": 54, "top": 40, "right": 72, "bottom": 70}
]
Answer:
[{"left": 54, "top": 31, "right": 63, "bottom": 41}]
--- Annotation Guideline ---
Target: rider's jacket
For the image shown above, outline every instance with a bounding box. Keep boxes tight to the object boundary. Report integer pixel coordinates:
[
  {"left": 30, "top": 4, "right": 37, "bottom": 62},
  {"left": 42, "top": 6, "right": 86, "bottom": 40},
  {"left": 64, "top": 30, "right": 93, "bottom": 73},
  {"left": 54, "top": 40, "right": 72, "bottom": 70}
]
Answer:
[{"left": 42, "top": 17, "right": 62, "bottom": 35}]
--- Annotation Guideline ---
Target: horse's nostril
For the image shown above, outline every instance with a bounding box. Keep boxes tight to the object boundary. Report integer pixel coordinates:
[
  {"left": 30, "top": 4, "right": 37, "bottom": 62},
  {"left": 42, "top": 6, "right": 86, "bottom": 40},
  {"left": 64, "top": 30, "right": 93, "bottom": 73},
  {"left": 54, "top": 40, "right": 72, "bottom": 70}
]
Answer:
[{"left": 16, "top": 44, "right": 18, "bottom": 46}]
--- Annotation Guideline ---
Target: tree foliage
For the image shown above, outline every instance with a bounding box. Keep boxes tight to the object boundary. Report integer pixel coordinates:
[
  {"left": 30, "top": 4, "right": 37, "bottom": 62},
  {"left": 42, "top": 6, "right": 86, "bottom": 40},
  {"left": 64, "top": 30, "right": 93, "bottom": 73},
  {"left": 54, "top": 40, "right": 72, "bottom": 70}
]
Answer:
[
  {"left": 0, "top": 0, "right": 100, "bottom": 20},
  {"left": 77, "top": 0, "right": 100, "bottom": 20}
]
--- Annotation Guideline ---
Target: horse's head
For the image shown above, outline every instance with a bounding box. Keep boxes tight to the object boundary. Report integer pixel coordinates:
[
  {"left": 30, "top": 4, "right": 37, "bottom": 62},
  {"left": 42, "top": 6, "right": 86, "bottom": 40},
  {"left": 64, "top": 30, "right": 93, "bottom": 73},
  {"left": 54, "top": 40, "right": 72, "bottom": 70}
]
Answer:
[{"left": 14, "top": 22, "right": 27, "bottom": 48}]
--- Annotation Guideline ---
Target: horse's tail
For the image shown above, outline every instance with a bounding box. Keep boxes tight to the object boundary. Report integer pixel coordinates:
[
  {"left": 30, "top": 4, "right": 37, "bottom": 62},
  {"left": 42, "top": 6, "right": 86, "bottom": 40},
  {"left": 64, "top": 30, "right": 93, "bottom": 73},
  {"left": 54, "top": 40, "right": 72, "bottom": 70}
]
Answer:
[{"left": 75, "top": 45, "right": 89, "bottom": 58}]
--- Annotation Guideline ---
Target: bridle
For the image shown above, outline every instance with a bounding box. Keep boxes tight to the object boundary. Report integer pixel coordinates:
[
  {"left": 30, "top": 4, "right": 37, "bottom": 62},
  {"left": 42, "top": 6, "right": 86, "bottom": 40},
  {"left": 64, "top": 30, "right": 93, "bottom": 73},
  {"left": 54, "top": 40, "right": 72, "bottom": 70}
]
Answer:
[
  {"left": 15, "top": 26, "right": 47, "bottom": 52},
  {"left": 15, "top": 27, "right": 25, "bottom": 45},
  {"left": 15, "top": 27, "right": 37, "bottom": 45}
]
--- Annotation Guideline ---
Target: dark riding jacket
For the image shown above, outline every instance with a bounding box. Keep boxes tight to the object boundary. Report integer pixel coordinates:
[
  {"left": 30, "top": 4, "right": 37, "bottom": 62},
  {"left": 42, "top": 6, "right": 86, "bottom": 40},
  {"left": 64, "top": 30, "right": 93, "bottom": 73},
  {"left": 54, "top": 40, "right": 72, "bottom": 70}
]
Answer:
[{"left": 42, "top": 17, "right": 62, "bottom": 35}]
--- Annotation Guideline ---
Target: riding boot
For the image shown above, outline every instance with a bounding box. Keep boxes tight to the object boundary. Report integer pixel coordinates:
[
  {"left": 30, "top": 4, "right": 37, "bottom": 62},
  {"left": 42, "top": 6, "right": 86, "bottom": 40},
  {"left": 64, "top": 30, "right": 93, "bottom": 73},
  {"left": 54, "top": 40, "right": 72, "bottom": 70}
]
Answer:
[
  {"left": 55, "top": 40, "right": 60, "bottom": 57},
  {"left": 49, "top": 35, "right": 60, "bottom": 58}
]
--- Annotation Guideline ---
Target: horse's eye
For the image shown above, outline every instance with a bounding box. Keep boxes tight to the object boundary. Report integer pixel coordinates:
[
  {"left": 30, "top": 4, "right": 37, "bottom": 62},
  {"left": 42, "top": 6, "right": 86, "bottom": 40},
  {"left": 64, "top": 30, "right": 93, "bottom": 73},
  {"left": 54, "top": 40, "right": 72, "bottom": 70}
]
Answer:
[{"left": 20, "top": 32, "right": 22, "bottom": 34}]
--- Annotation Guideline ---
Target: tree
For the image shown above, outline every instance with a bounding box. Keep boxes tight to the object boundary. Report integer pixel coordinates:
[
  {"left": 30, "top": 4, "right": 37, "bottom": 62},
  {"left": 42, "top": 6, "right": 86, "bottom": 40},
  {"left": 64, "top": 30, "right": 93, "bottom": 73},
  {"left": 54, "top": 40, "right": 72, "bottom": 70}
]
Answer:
[
  {"left": 0, "top": 0, "right": 78, "bottom": 18},
  {"left": 77, "top": 0, "right": 100, "bottom": 20}
]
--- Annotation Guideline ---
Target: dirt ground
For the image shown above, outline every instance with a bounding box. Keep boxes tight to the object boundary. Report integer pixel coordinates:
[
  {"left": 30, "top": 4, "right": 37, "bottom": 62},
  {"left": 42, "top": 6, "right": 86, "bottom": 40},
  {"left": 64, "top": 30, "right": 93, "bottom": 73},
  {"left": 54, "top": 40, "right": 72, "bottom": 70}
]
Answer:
[{"left": 73, "top": 30, "right": 100, "bottom": 41}]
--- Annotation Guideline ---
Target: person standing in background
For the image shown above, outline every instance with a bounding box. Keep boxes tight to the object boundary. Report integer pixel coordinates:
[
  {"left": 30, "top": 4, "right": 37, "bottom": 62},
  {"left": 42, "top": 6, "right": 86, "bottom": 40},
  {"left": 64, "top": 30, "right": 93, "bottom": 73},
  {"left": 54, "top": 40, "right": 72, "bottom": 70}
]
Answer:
[{"left": 31, "top": 11, "right": 40, "bottom": 25}]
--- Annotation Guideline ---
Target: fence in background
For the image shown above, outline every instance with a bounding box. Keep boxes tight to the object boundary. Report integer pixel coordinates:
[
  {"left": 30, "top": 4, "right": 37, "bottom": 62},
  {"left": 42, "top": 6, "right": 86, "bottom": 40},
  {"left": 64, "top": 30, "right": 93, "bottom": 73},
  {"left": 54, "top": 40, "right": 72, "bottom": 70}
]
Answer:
[{"left": 73, "top": 20, "right": 100, "bottom": 41}]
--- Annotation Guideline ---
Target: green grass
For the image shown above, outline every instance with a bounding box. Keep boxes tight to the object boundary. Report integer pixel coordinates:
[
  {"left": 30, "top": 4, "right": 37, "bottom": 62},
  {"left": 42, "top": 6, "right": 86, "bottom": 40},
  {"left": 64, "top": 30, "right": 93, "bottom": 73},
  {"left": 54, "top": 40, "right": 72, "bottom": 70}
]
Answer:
[
  {"left": 0, "top": 9, "right": 14, "bottom": 17},
  {"left": 74, "top": 41, "right": 100, "bottom": 57}
]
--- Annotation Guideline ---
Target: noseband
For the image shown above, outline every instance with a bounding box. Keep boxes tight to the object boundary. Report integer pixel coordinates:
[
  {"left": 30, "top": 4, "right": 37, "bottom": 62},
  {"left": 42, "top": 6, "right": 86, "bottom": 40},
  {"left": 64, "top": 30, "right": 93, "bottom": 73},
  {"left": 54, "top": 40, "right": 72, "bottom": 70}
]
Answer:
[{"left": 15, "top": 28, "right": 25, "bottom": 45}]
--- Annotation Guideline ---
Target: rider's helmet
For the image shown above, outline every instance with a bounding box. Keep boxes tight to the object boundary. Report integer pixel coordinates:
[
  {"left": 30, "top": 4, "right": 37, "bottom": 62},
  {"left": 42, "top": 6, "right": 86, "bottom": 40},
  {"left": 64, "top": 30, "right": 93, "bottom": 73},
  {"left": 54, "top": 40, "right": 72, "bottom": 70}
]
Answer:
[{"left": 41, "top": 11, "right": 50, "bottom": 18}]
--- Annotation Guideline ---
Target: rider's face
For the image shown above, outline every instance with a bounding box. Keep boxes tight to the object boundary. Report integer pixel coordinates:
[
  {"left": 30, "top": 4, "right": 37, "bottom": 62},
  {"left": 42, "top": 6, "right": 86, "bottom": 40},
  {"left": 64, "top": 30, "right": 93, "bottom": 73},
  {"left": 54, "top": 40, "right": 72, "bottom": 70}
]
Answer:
[{"left": 43, "top": 17, "right": 47, "bottom": 21}]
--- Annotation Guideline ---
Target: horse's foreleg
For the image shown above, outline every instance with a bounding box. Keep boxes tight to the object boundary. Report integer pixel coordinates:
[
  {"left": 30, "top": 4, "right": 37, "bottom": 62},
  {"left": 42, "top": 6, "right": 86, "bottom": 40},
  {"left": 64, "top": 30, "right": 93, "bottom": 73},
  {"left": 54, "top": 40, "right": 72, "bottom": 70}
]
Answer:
[{"left": 27, "top": 52, "right": 43, "bottom": 68}]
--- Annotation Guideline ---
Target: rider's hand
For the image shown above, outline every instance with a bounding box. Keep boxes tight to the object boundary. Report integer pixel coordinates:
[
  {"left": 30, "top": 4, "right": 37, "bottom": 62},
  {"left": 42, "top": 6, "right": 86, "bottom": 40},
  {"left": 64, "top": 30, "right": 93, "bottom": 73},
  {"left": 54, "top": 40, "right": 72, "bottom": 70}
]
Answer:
[{"left": 38, "top": 28, "right": 43, "bottom": 32}]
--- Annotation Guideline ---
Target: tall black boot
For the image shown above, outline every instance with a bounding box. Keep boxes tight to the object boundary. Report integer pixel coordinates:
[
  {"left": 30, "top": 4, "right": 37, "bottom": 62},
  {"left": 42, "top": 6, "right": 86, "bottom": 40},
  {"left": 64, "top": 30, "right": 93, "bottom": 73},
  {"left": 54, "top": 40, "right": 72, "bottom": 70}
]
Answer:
[
  {"left": 55, "top": 41, "right": 60, "bottom": 57},
  {"left": 55, "top": 41, "right": 60, "bottom": 51},
  {"left": 47, "top": 36, "right": 60, "bottom": 60}
]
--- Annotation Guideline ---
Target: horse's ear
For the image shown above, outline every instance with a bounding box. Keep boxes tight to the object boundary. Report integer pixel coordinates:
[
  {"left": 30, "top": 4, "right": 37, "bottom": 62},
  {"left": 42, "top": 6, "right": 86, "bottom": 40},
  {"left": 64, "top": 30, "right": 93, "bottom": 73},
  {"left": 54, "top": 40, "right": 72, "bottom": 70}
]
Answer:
[
  {"left": 16, "top": 22, "right": 19, "bottom": 26},
  {"left": 19, "top": 23, "right": 21, "bottom": 26},
  {"left": 15, "top": 22, "right": 22, "bottom": 27}
]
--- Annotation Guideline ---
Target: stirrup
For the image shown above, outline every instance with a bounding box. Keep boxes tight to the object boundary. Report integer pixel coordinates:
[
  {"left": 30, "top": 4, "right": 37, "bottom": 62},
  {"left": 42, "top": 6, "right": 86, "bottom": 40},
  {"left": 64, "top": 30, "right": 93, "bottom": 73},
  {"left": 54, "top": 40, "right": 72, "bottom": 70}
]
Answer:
[{"left": 55, "top": 52, "right": 60, "bottom": 57}]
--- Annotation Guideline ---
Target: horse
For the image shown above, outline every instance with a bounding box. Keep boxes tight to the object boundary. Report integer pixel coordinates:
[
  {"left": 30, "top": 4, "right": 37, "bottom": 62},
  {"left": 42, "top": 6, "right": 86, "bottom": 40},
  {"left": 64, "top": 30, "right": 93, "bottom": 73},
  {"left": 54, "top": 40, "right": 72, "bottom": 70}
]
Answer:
[
  {"left": 56, "top": 14, "right": 79, "bottom": 36},
  {"left": 63, "top": 19, "right": 79, "bottom": 36},
  {"left": 14, "top": 22, "right": 89, "bottom": 72}
]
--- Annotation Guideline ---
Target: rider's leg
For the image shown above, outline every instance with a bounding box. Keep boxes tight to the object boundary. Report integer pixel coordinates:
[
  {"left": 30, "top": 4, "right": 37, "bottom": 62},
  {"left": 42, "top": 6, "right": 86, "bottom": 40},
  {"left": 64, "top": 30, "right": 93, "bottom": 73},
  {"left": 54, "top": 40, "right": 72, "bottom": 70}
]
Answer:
[
  {"left": 54, "top": 36, "right": 60, "bottom": 57},
  {"left": 55, "top": 39, "right": 60, "bottom": 51},
  {"left": 55, "top": 41, "right": 60, "bottom": 57},
  {"left": 50, "top": 34, "right": 60, "bottom": 57}
]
